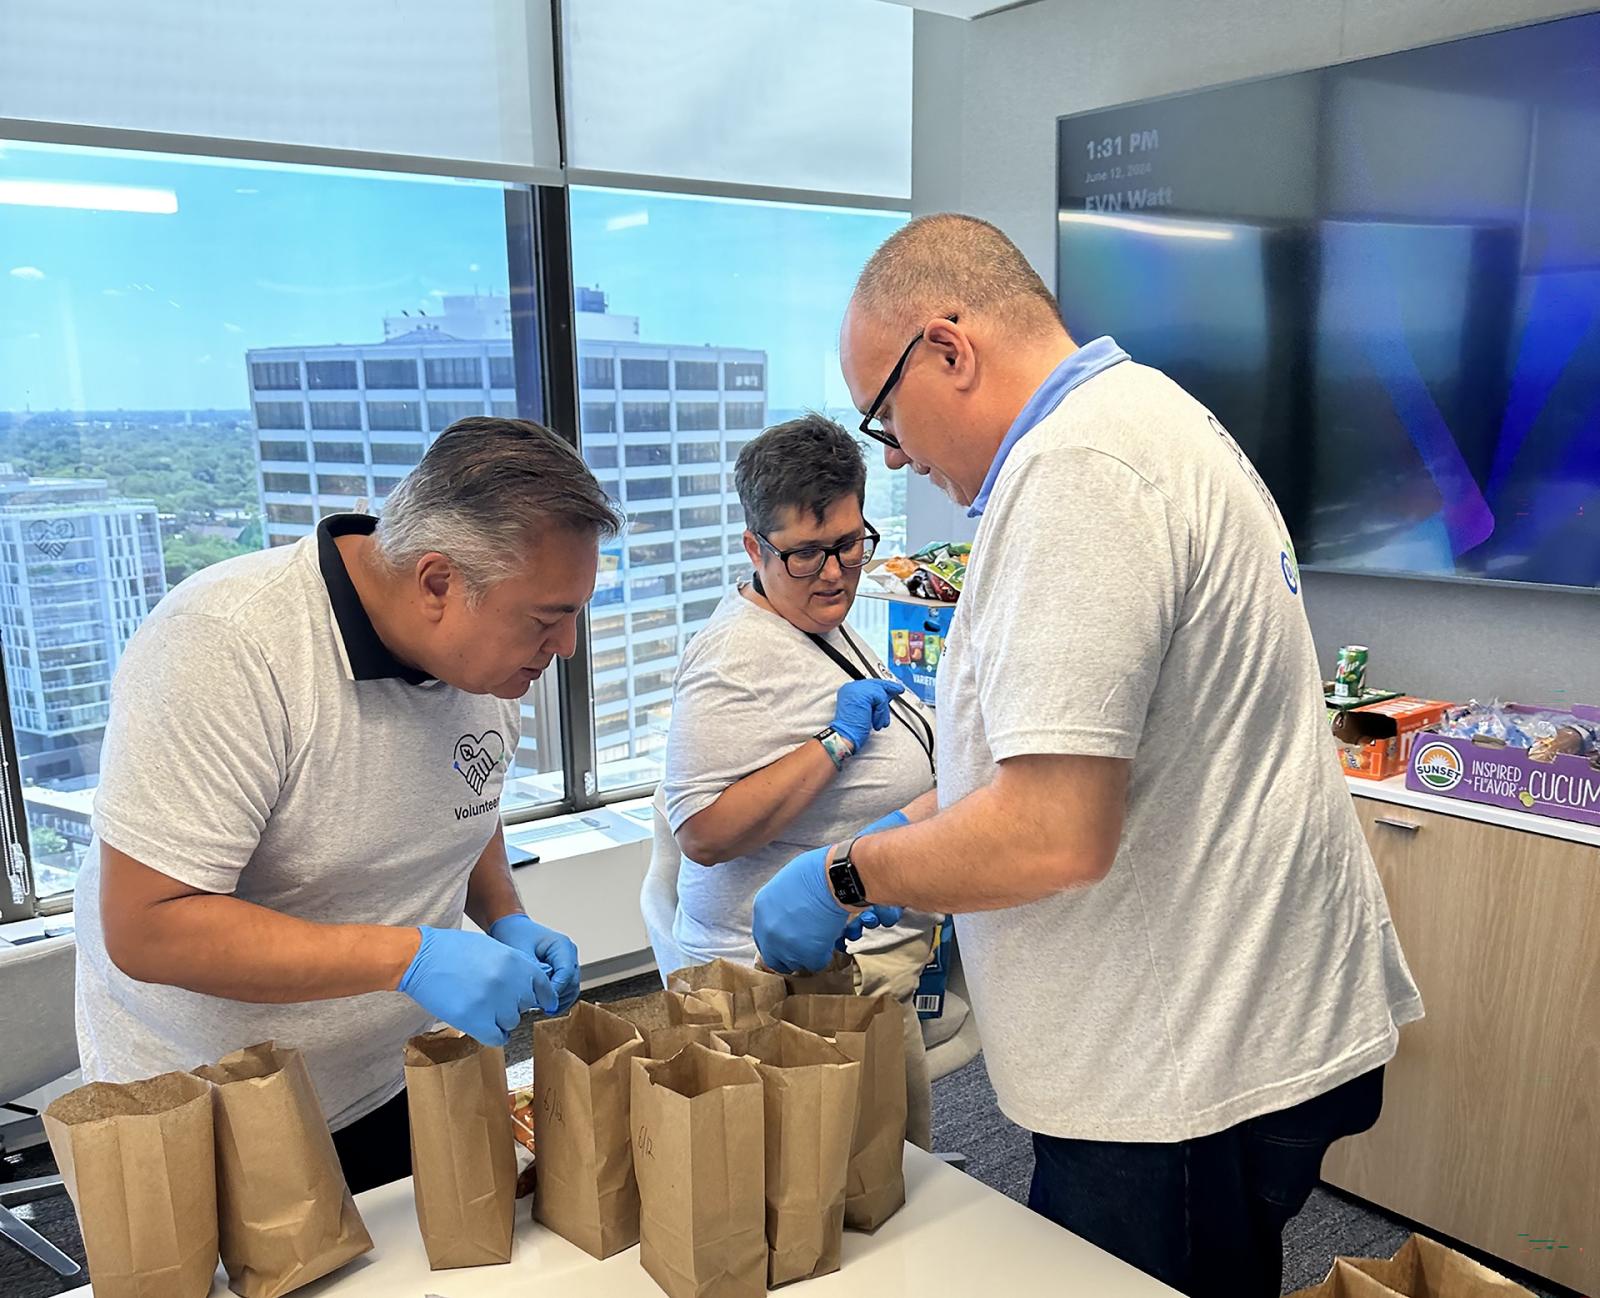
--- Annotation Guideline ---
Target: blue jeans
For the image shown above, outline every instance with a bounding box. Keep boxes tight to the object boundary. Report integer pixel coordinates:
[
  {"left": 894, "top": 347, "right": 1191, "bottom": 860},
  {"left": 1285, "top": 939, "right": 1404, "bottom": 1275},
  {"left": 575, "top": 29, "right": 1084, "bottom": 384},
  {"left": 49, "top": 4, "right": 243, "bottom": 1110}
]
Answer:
[{"left": 1028, "top": 1067, "right": 1384, "bottom": 1298}]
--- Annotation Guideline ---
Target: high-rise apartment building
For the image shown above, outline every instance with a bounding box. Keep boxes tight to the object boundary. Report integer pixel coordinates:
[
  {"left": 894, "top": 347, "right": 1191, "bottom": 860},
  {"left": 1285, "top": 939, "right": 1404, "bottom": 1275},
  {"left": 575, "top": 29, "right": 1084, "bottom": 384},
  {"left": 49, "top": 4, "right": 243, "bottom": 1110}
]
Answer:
[
  {"left": 244, "top": 291, "right": 765, "bottom": 792},
  {"left": 0, "top": 468, "right": 166, "bottom": 786}
]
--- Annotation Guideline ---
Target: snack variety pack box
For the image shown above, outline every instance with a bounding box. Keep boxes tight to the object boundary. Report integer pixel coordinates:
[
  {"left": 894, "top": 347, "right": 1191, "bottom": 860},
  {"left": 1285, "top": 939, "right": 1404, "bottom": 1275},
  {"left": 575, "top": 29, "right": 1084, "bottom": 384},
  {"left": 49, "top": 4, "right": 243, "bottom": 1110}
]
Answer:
[
  {"left": 1407, "top": 702, "right": 1600, "bottom": 827},
  {"left": 1330, "top": 697, "right": 1453, "bottom": 781}
]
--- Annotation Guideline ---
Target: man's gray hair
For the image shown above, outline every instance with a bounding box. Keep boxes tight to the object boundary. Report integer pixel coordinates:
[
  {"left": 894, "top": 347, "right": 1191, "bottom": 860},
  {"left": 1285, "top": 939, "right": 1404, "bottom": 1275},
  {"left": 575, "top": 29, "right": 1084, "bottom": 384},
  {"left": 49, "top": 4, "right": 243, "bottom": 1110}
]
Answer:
[
  {"left": 374, "top": 416, "right": 621, "bottom": 602},
  {"left": 853, "top": 212, "right": 1062, "bottom": 337}
]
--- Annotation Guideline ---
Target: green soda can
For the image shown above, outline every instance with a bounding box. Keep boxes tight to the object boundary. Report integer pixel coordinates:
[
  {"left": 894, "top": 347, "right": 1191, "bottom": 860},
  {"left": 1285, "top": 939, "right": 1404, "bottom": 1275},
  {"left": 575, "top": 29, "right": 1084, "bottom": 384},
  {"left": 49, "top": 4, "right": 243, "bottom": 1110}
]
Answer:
[{"left": 1333, "top": 645, "right": 1369, "bottom": 699}]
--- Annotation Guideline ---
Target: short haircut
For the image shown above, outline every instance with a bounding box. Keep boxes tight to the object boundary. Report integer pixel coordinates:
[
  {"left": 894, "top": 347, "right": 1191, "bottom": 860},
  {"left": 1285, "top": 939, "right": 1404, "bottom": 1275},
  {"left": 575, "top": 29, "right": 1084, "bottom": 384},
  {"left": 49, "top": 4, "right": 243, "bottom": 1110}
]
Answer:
[
  {"left": 852, "top": 212, "right": 1062, "bottom": 337},
  {"left": 735, "top": 413, "right": 867, "bottom": 537},
  {"left": 374, "top": 416, "right": 621, "bottom": 601}
]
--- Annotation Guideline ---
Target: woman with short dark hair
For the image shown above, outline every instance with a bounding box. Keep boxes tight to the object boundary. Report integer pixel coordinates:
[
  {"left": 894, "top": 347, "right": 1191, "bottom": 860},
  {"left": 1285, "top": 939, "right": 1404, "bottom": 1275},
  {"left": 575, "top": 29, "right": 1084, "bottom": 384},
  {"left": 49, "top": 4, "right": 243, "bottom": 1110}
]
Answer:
[{"left": 663, "top": 413, "right": 938, "bottom": 1147}]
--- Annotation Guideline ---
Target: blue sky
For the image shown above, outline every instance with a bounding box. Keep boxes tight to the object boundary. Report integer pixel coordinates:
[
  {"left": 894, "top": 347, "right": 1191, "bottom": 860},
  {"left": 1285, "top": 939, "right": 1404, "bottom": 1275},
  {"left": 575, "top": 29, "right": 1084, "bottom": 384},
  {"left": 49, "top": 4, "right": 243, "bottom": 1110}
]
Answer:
[{"left": 0, "top": 142, "right": 903, "bottom": 414}]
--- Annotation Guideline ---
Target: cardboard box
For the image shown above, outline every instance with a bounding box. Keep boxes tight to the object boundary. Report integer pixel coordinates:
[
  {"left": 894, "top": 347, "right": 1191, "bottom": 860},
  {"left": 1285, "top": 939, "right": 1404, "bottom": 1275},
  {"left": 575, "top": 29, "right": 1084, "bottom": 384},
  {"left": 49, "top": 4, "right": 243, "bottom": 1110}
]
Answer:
[
  {"left": 856, "top": 561, "right": 956, "bottom": 707},
  {"left": 1407, "top": 702, "right": 1600, "bottom": 828},
  {"left": 1331, "top": 697, "right": 1454, "bottom": 781}
]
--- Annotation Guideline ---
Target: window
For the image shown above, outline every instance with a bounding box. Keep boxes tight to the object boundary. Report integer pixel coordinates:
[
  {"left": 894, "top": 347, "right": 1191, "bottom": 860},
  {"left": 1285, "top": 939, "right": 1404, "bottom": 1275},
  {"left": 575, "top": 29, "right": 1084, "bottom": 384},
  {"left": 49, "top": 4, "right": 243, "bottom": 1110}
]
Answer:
[
  {"left": 631, "top": 607, "right": 677, "bottom": 635},
  {"left": 584, "top": 440, "right": 618, "bottom": 468},
  {"left": 581, "top": 356, "right": 615, "bottom": 389},
  {"left": 310, "top": 401, "right": 362, "bottom": 431},
  {"left": 425, "top": 357, "right": 483, "bottom": 389},
  {"left": 591, "top": 612, "right": 625, "bottom": 640},
  {"left": 364, "top": 359, "right": 417, "bottom": 389},
  {"left": 591, "top": 646, "right": 627, "bottom": 674},
  {"left": 632, "top": 668, "right": 675, "bottom": 697},
  {"left": 679, "top": 505, "right": 720, "bottom": 529},
  {"left": 0, "top": 139, "right": 578, "bottom": 898},
  {"left": 680, "top": 536, "right": 722, "bottom": 560},
  {"left": 252, "top": 360, "right": 301, "bottom": 390},
  {"left": 726, "top": 502, "right": 746, "bottom": 524},
  {"left": 683, "top": 597, "right": 721, "bottom": 624},
  {"left": 676, "top": 404, "right": 720, "bottom": 433},
  {"left": 627, "top": 477, "right": 672, "bottom": 501},
  {"left": 628, "top": 509, "right": 672, "bottom": 534},
  {"left": 725, "top": 362, "right": 765, "bottom": 390},
  {"left": 679, "top": 472, "right": 721, "bottom": 497},
  {"left": 623, "top": 402, "right": 669, "bottom": 433},
  {"left": 628, "top": 542, "right": 674, "bottom": 567},
  {"left": 428, "top": 400, "right": 486, "bottom": 430},
  {"left": 620, "top": 358, "right": 669, "bottom": 389},
  {"left": 306, "top": 360, "right": 359, "bottom": 390},
  {"left": 255, "top": 401, "right": 304, "bottom": 430},
  {"left": 317, "top": 473, "right": 368, "bottom": 496},
  {"left": 625, "top": 443, "right": 670, "bottom": 467},
  {"left": 630, "top": 573, "right": 674, "bottom": 600},
  {"left": 370, "top": 441, "right": 424, "bottom": 466},
  {"left": 367, "top": 401, "right": 421, "bottom": 432},
  {"left": 682, "top": 566, "right": 725, "bottom": 593},
  {"left": 313, "top": 441, "right": 366, "bottom": 464},
  {"left": 632, "top": 637, "right": 678, "bottom": 668},
  {"left": 491, "top": 401, "right": 518, "bottom": 418},
  {"left": 263, "top": 472, "right": 312, "bottom": 494},
  {"left": 726, "top": 401, "right": 764, "bottom": 430},
  {"left": 675, "top": 360, "right": 718, "bottom": 391},
  {"left": 582, "top": 403, "right": 617, "bottom": 436}
]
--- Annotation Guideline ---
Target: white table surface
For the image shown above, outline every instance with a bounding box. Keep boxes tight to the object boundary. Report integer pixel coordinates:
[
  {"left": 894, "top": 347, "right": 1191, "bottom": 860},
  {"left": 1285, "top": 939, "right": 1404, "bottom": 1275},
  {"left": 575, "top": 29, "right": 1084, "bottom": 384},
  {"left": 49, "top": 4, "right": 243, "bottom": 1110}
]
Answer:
[
  {"left": 1344, "top": 772, "right": 1600, "bottom": 850},
  {"left": 62, "top": 1145, "right": 1180, "bottom": 1297}
]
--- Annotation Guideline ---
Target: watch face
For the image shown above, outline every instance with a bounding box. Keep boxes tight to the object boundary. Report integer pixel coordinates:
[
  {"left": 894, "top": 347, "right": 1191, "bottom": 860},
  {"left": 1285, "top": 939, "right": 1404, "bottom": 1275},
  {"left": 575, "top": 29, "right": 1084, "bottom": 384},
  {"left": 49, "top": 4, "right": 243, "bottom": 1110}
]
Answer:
[{"left": 828, "top": 857, "right": 868, "bottom": 908}]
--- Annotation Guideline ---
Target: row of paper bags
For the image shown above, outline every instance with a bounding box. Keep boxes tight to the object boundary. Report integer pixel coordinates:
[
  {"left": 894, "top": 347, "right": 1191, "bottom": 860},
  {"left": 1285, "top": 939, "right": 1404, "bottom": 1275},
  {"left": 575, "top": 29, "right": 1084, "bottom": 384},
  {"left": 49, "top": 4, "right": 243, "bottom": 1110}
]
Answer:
[
  {"left": 42, "top": 1029, "right": 516, "bottom": 1298},
  {"left": 534, "top": 956, "right": 909, "bottom": 1295}
]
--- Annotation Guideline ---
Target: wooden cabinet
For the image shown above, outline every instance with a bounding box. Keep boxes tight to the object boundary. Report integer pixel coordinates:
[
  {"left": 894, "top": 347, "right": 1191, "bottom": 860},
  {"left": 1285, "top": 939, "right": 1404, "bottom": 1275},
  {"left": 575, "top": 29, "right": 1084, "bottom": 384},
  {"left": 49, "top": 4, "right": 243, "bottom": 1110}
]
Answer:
[{"left": 1322, "top": 799, "right": 1600, "bottom": 1295}]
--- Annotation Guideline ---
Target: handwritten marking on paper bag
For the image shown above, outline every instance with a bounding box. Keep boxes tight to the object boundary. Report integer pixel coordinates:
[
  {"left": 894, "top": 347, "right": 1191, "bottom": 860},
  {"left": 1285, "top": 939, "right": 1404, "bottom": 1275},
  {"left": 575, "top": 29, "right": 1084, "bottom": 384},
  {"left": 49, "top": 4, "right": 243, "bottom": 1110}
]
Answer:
[
  {"left": 541, "top": 1088, "right": 564, "bottom": 1126},
  {"left": 635, "top": 1125, "right": 655, "bottom": 1160}
]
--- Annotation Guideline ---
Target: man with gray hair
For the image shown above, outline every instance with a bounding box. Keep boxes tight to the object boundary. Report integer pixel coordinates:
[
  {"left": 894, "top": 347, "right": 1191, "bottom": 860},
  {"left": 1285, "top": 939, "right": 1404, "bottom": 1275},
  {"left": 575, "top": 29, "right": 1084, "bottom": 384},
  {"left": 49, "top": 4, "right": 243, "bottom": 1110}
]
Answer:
[
  {"left": 73, "top": 417, "right": 618, "bottom": 1191},
  {"left": 752, "top": 215, "right": 1422, "bottom": 1297}
]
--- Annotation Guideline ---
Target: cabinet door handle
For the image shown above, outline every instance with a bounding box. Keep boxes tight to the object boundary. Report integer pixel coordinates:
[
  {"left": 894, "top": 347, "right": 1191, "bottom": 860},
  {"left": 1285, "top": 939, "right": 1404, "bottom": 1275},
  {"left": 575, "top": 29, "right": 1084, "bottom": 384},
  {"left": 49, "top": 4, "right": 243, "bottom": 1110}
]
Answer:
[{"left": 1374, "top": 815, "right": 1422, "bottom": 833}]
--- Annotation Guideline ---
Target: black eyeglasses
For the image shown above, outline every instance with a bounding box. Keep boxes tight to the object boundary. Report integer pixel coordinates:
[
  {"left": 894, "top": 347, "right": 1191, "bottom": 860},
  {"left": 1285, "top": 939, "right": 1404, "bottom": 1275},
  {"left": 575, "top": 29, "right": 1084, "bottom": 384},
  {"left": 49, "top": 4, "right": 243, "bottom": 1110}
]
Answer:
[
  {"left": 755, "top": 524, "right": 881, "bottom": 579},
  {"left": 858, "top": 314, "right": 958, "bottom": 450}
]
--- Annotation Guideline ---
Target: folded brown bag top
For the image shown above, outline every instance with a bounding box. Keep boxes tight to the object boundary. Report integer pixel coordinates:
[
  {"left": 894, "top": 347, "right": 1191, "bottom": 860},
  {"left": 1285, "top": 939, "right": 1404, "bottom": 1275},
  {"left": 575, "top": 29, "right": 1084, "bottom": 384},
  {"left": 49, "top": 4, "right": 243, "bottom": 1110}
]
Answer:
[{"left": 667, "top": 958, "right": 788, "bottom": 1028}]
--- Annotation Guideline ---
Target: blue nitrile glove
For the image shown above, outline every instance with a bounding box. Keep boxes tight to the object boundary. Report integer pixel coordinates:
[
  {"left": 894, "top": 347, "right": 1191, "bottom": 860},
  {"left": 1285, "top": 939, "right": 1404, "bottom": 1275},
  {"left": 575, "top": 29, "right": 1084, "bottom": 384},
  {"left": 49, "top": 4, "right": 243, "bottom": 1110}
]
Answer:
[
  {"left": 752, "top": 845, "right": 849, "bottom": 975},
  {"left": 398, "top": 926, "right": 548, "bottom": 1047},
  {"left": 835, "top": 809, "right": 909, "bottom": 947},
  {"left": 829, "top": 679, "right": 906, "bottom": 751},
  {"left": 489, "top": 913, "right": 580, "bottom": 1014}
]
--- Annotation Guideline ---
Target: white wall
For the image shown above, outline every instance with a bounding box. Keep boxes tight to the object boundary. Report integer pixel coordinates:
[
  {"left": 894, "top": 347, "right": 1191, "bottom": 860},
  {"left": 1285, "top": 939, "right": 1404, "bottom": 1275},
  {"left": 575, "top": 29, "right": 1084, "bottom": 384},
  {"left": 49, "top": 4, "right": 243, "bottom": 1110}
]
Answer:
[{"left": 907, "top": 0, "right": 1600, "bottom": 704}]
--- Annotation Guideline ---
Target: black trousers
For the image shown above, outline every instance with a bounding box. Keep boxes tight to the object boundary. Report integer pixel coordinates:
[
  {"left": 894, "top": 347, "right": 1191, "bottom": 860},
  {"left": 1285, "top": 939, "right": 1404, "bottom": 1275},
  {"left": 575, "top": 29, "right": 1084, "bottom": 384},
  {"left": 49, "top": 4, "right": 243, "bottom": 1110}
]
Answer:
[
  {"left": 1027, "top": 1066, "right": 1385, "bottom": 1298},
  {"left": 330, "top": 1087, "right": 413, "bottom": 1194}
]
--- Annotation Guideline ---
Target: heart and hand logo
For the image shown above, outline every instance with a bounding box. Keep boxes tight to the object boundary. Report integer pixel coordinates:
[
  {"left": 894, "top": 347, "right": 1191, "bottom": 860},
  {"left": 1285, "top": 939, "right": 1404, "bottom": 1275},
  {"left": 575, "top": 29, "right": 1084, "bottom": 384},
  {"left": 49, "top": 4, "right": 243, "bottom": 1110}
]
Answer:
[
  {"left": 27, "top": 519, "right": 74, "bottom": 560},
  {"left": 453, "top": 730, "right": 507, "bottom": 796}
]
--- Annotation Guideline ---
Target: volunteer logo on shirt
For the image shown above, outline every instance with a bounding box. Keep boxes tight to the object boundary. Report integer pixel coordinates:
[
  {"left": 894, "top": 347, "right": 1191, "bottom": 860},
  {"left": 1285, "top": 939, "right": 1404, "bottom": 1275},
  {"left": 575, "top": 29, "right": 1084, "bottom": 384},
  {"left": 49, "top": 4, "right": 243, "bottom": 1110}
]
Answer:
[
  {"left": 453, "top": 730, "right": 506, "bottom": 796},
  {"left": 1413, "top": 742, "right": 1464, "bottom": 792}
]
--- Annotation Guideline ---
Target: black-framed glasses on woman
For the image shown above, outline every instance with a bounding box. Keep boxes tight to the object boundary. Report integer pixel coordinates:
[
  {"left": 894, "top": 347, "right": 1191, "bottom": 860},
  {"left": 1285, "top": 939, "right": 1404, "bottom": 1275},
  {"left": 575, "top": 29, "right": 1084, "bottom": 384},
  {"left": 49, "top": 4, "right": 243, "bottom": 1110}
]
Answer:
[
  {"left": 858, "top": 313, "right": 958, "bottom": 450},
  {"left": 755, "top": 524, "right": 882, "bottom": 579}
]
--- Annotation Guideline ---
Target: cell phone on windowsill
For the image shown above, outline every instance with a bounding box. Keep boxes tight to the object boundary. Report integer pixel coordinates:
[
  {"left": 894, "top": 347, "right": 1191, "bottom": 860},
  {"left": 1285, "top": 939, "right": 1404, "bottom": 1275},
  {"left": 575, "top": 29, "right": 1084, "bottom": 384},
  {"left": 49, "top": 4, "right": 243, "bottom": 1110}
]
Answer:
[{"left": 506, "top": 843, "right": 541, "bottom": 868}]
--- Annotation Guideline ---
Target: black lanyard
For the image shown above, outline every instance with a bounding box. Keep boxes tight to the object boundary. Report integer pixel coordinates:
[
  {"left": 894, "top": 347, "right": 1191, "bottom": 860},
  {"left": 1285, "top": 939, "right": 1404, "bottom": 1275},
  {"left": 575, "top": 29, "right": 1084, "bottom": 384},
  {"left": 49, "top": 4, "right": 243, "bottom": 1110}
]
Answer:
[{"left": 750, "top": 572, "right": 936, "bottom": 775}]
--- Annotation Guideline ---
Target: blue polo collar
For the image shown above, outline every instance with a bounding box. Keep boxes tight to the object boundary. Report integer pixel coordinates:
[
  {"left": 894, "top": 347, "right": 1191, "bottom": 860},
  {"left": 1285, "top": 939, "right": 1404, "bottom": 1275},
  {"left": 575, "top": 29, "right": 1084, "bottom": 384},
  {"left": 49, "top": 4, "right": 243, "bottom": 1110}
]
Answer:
[{"left": 968, "top": 335, "right": 1130, "bottom": 517}]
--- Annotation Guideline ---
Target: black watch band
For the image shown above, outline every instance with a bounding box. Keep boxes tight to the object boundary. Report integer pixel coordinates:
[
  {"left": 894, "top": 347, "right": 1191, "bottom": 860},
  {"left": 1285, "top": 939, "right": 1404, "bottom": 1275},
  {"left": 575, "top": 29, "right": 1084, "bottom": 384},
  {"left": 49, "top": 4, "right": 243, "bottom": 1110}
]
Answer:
[{"left": 827, "top": 837, "right": 870, "bottom": 908}]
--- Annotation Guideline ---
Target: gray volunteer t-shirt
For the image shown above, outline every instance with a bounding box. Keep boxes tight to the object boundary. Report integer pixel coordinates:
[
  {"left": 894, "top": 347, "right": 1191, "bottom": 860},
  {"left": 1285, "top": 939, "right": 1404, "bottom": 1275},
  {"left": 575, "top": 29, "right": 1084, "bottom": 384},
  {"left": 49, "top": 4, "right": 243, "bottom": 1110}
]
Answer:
[
  {"left": 73, "top": 519, "right": 520, "bottom": 1130},
  {"left": 939, "top": 359, "right": 1423, "bottom": 1143},
  {"left": 663, "top": 587, "right": 937, "bottom": 965}
]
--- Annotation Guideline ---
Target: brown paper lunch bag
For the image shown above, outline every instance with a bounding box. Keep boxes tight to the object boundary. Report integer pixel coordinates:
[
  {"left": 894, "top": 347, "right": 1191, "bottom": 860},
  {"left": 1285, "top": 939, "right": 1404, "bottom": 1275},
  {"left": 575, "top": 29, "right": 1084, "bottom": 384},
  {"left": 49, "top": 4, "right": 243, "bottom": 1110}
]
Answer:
[
  {"left": 642, "top": 1023, "right": 734, "bottom": 1061},
  {"left": 1289, "top": 1234, "right": 1538, "bottom": 1297},
  {"left": 631, "top": 1043, "right": 767, "bottom": 1298},
  {"left": 532, "top": 999, "right": 646, "bottom": 1259},
  {"left": 608, "top": 987, "right": 727, "bottom": 1035},
  {"left": 43, "top": 1071, "right": 219, "bottom": 1298},
  {"left": 192, "top": 1041, "right": 372, "bottom": 1297},
  {"left": 777, "top": 992, "right": 906, "bottom": 1230},
  {"left": 768, "top": 951, "right": 860, "bottom": 998},
  {"left": 667, "top": 958, "right": 788, "bottom": 1029},
  {"left": 740, "top": 1020, "right": 863, "bottom": 1287},
  {"left": 403, "top": 1028, "right": 518, "bottom": 1269}
]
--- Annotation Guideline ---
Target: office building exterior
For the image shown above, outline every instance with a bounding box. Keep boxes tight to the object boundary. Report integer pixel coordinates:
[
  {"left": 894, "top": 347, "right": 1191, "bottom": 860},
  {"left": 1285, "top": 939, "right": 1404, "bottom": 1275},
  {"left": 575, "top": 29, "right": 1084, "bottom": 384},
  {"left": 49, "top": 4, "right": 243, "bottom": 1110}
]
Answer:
[
  {"left": 0, "top": 468, "right": 166, "bottom": 787},
  {"left": 245, "top": 292, "right": 765, "bottom": 789}
]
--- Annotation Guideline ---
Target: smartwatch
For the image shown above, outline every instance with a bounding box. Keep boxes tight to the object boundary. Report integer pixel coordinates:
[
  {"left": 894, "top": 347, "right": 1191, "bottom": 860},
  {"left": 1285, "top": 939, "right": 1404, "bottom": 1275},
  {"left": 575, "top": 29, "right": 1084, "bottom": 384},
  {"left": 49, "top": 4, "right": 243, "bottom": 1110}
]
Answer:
[
  {"left": 815, "top": 726, "right": 855, "bottom": 771},
  {"left": 827, "top": 837, "right": 870, "bottom": 908}
]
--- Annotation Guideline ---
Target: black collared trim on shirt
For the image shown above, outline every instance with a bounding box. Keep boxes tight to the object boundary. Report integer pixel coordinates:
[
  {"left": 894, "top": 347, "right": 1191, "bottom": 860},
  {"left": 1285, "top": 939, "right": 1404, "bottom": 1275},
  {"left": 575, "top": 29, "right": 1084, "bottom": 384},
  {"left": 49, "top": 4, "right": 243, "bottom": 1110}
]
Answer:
[{"left": 316, "top": 514, "right": 433, "bottom": 685}]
